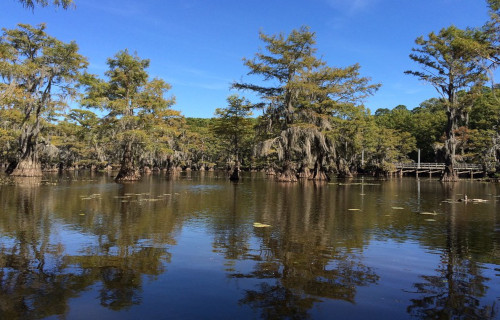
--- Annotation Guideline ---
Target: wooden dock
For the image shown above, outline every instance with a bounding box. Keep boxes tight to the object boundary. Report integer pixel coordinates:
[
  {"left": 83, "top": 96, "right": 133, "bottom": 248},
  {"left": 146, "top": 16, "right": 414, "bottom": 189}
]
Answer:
[{"left": 394, "top": 162, "right": 483, "bottom": 178}]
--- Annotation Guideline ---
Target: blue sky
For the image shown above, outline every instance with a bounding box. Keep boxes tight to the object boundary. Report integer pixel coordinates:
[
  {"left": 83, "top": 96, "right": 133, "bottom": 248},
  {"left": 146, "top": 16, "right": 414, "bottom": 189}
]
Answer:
[{"left": 0, "top": 0, "right": 493, "bottom": 117}]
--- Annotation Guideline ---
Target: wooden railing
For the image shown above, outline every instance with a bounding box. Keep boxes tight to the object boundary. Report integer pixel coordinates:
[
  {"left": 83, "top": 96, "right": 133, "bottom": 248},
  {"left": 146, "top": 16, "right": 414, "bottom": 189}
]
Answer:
[{"left": 394, "top": 163, "right": 483, "bottom": 171}]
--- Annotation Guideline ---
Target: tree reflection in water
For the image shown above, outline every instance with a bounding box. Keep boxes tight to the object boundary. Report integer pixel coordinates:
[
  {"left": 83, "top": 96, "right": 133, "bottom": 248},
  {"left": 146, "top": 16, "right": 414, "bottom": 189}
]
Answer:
[
  {"left": 217, "top": 182, "right": 380, "bottom": 319},
  {"left": 407, "top": 183, "right": 498, "bottom": 319},
  {"left": 0, "top": 178, "right": 173, "bottom": 319}
]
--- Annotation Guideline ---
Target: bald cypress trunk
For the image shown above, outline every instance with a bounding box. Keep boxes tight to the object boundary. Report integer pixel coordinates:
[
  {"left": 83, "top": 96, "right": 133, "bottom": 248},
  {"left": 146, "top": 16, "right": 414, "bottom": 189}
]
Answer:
[
  {"left": 277, "top": 160, "right": 298, "bottom": 182},
  {"left": 336, "top": 158, "right": 352, "bottom": 178},
  {"left": 115, "top": 142, "right": 140, "bottom": 181},
  {"left": 229, "top": 161, "right": 241, "bottom": 181},
  {"left": 8, "top": 123, "right": 42, "bottom": 177},
  {"left": 441, "top": 102, "right": 459, "bottom": 182},
  {"left": 310, "top": 157, "right": 330, "bottom": 181}
]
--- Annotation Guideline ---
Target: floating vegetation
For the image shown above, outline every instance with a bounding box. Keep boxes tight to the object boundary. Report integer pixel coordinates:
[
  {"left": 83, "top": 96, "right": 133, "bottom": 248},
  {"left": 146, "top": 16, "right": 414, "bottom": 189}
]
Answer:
[
  {"left": 80, "top": 194, "right": 101, "bottom": 200},
  {"left": 338, "top": 183, "right": 380, "bottom": 186},
  {"left": 441, "top": 199, "right": 457, "bottom": 203},
  {"left": 419, "top": 211, "right": 441, "bottom": 215},
  {"left": 392, "top": 207, "right": 404, "bottom": 210},
  {"left": 253, "top": 222, "right": 271, "bottom": 228},
  {"left": 139, "top": 198, "right": 160, "bottom": 202},
  {"left": 470, "top": 198, "right": 488, "bottom": 203}
]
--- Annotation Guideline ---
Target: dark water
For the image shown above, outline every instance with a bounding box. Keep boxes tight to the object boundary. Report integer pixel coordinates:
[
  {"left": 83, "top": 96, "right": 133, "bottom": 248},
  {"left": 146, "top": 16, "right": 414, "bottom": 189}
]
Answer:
[{"left": 0, "top": 172, "right": 499, "bottom": 319}]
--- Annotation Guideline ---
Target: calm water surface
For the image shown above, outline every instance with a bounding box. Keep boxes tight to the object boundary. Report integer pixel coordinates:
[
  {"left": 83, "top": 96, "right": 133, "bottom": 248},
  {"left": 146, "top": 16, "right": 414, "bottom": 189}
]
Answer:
[{"left": 0, "top": 172, "right": 499, "bottom": 319}]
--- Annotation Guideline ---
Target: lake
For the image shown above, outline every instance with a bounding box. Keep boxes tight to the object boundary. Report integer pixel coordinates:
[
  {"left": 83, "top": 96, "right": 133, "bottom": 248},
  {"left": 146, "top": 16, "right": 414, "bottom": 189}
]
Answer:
[{"left": 0, "top": 172, "right": 499, "bottom": 319}]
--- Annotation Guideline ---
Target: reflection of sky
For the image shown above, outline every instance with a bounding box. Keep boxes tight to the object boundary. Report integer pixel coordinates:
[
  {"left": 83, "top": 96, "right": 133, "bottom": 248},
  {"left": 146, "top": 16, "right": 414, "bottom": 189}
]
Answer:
[{"left": 49, "top": 221, "right": 101, "bottom": 256}]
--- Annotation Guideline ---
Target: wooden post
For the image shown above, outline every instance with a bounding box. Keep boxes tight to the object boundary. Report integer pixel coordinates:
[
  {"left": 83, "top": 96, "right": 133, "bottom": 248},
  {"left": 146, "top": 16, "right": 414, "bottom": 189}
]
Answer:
[{"left": 417, "top": 149, "right": 421, "bottom": 169}]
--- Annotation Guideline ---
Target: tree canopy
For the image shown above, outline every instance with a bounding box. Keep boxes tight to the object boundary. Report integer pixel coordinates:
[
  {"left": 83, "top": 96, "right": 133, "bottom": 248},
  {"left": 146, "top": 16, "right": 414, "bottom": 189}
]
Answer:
[
  {"left": 405, "top": 25, "right": 489, "bottom": 180},
  {"left": 81, "top": 50, "right": 177, "bottom": 181},
  {"left": 17, "top": 0, "right": 74, "bottom": 10},
  {"left": 0, "top": 23, "right": 87, "bottom": 176}
]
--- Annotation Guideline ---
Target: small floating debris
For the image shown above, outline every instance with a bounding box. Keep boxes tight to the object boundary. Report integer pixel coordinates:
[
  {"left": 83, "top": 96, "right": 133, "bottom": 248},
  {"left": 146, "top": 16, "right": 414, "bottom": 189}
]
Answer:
[
  {"left": 338, "top": 183, "right": 380, "bottom": 186},
  {"left": 79, "top": 213, "right": 85, "bottom": 216},
  {"left": 253, "top": 222, "right": 271, "bottom": 228},
  {"left": 470, "top": 198, "right": 488, "bottom": 203},
  {"left": 419, "top": 211, "right": 441, "bottom": 215},
  {"left": 441, "top": 199, "right": 457, "bottom": 203},
  {"left": 424, "top": 219, "right": 436, "bottom": 222},
  {"left": 348, "top": 208, "right": 361, "bottom": 211},
  {"left": 360, "top": 193, "right": 366, "bottom": 196},
  {"left": 392, "top": 207, "right": 404, "bottom": 210},
  {"left": 80, "top": 197, "right": 92, "bottom": 200}
]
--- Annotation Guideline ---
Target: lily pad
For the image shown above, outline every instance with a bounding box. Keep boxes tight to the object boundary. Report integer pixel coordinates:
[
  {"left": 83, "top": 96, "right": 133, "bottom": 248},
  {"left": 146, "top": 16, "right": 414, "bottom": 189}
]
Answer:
[
  {"left": 253, "top": 222, "right": 271, "bottom": 228},
  {"left": 419, "top": 211, "right": 440, "bottom": 215}
]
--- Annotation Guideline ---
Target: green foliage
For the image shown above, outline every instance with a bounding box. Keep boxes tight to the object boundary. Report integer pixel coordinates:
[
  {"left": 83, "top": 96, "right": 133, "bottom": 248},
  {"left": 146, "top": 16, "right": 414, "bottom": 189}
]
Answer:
[
  {"left": 81, "top": 50, "right": 177, "bottom": 175},
  {"left": 364, "top": 123, "right": 416, "bottom": 174},
  {"left": 234, "top": 26, "right": 379, "bottom": 178},
  {"left": 0, "top": 23, "right": 87, "bottom": 174},
  {"left": 212, "top": 95, "right": 254, "bottom": 165},
  {"left": 375, "top": 100, "right": 447, "bottom": 162},
  {"left": 469, "top": 86, "right": 500, "bottom": 130},
  {"left": 405, "top": 26, "right": 487, "bottom": 105},
  {"left": 17, "top": 0, "right": 74, "bottom": 10},
  {"left": 405, "top": 25, "right": 489, "bottom": 179}
]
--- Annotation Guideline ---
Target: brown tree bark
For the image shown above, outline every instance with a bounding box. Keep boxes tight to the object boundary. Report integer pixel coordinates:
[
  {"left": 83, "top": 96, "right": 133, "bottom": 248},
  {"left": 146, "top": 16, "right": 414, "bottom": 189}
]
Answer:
[
  {"left": 441, "top": 106, "right": 459, "bottom": 182},
  {"left": 336, "top": 158, "right": 353, "bottom": 178},
  {"left": 277, "top": 160, "right": 298, "bottom": 182},
  {"left": 229, "top": 161, "right": 241, "bottom": 181},
  {"left": 310, "top": 157, "right": 330, "bottom": 181},
  {"left": 7, "top": 124, "right": 42, "bottom": 177},
  {"left": 115, "top": 143, "right": 140, "bottom": 182}
]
